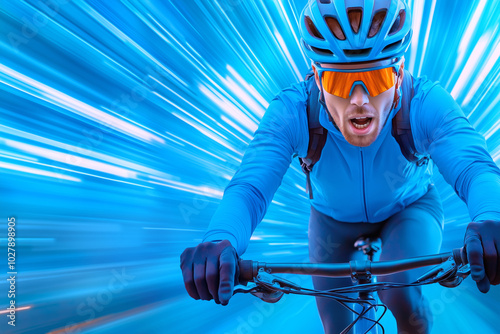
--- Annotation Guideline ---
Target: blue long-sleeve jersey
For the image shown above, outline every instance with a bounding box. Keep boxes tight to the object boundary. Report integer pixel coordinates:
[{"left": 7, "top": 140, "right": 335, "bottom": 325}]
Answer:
[{"left": 203, "top": 75, "right": 500, "bottom": 255}]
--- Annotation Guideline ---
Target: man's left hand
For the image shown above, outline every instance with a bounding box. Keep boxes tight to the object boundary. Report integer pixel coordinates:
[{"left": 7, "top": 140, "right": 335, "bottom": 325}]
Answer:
[{"left": 463, "top": 220, "right": 500, "bottom": 293}]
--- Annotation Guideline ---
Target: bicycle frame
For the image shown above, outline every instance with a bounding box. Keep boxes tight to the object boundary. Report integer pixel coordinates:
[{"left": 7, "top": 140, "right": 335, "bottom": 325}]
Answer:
[{"left": 235, "top": 248, "right": 470, "bottom": 334}]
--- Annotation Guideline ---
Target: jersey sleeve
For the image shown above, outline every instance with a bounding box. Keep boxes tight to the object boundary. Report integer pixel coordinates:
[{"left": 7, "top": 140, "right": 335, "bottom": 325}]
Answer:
[
  {"left": 412, "top": 81, "right": 500, "bottom": 222},
  {"left": 202, "top": 85, "right": 309, "bottom": 255}
]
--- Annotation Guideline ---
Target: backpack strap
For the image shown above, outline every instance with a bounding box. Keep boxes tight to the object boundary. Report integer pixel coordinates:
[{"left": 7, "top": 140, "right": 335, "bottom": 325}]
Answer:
[
  {"left": 392, "top": 69, "right": 429, "bottom": 166},
  {"left": 299, "top": 70, "right": 328, "bottom": 199}
]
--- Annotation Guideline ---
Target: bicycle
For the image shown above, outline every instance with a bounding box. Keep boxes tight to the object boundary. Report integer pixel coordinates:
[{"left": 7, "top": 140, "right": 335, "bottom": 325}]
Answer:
[{"left": 233, "top": 236, "right": 471, "bottom": 334}]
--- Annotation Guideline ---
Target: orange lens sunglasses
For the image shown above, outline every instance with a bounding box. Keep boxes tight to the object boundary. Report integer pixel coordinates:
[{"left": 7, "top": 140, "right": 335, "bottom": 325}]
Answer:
[{"left": 313, "top": 58, "right": 402, "bottom": 99}]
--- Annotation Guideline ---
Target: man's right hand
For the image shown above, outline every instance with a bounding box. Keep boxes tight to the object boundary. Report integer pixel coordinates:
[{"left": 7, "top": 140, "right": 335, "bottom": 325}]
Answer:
[{"left": 180, "top": 239, "right": 238, "bottom": 305}]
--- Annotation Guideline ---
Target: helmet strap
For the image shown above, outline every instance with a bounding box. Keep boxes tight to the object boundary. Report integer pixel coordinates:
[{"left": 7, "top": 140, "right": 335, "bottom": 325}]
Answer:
[
  {"left": 392, "top": 87, "right": 401, "bottom": 110},
  {"left": 318, "top": 88, "right": 340, "bottom": 131}
]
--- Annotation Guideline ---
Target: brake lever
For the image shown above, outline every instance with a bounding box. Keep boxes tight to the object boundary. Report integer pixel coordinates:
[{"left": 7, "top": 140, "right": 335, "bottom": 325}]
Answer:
[
  {"left": 233, "top": 282, "right": 284, "bottom": 303},
  {"left": 415, "top": 255, "right": 471, "bottom": 288},
  {"left": 437, "top": 263, "right": 471, "bottom": 288},
  {"left": 415, "top": 256, "right": 457, "bottom": 283},
  {"left": 233, "top": 284, "right": 259, "bottom": 295},
  {"left": 233, "top": 269, "right": 302, "bottom": 303},
  {"left": 255, "top": 269, "right": 302, "bottom": 291}
]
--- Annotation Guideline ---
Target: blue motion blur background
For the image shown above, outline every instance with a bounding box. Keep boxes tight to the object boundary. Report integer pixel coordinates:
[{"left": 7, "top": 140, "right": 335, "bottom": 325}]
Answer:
[{"left": 0, "top": 0, "right": 499, "bottom": 333}]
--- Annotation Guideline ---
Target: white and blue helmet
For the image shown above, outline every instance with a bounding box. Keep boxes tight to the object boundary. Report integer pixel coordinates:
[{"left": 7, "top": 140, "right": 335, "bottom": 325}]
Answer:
[{"left": 299, "top": 0, "right": 412, "bottom": 63}]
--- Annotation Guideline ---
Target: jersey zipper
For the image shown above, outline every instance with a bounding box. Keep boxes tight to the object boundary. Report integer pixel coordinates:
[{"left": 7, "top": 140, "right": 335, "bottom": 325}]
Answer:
[{"left": 360, "top": 148, "right": 369, "bottom": 222}]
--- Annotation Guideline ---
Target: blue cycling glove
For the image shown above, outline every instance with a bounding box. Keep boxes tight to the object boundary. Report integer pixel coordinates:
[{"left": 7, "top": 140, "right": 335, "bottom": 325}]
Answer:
[
  {"left": 180, "top": 239, "right": 238, "bottom": 305},
  {"left": 463, "top": 220, "right": 500, "bottom": 293}
]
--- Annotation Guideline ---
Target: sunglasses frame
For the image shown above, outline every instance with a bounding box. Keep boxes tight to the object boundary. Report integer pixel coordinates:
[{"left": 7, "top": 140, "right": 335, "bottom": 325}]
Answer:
[{"left": 313, "top": 57, "right": 404, "bottom": 98}]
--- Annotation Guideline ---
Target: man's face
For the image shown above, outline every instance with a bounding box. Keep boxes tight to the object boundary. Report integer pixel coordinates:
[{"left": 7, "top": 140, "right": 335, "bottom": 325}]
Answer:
[{"left": 314, "top": 62, "right": 404, "bottom": 147}]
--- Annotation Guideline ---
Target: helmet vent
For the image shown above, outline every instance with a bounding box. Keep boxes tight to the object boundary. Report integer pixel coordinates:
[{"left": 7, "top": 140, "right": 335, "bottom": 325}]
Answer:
[
  {"left": 369, "top": 10, "right": 387, "bottom": 38},
  {"left": 319, "top": 0, "right": 331, "bottom": 3},
  {"left": 305, "top": 15, "right": 325, "bottom": 40},
  {"left": 382, "top": 40, "right": 402, "bottom": 52},
  {"left": 302, "top": 40, "right": 312, "bottom": 51},
  {"left": 344, "top": 47, "right": 372, "bottom": 56},
  {"left": 347, "top": 8, "right": 363, "bottom": 34},
  {"left": 325, "top": 17, "right": 346, "bottom": 40},
  {"left": 311, "top": 46, "right": 334, "bottom": 56},
  {"left": 389, "top": 10, "right": 406, "bottom": 35}
]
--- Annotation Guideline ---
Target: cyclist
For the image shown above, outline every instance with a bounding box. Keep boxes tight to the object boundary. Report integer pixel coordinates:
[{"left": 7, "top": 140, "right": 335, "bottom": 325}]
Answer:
[{"left": 180, "top": 1, "right": 500, "bottom": 333}]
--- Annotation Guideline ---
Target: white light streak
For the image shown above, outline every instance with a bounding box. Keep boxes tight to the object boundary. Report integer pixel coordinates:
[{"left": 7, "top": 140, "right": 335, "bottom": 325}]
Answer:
[
  {"left": 147, "top": 175, "right": 224, "bottom": 198},
  {"left": 4, "top": 139, "right": 137, "bottom": 179},
  {"left": 409, "top": 0, "right": 425, "bottom": 74},
  {"left": 75, "top": 1, "right": 186, "bottom": 91},
  {"left": 275, "top": 30, "right": 303, "bottom": 82},
  {"left": 0, "top": 153, "right": 155, "bottom": 188},
  {"left": 220, "top": 115, "right": 253, "bottom": 141},
  {"left": 451, "top": 31, "right": 491, "bottom": 99},
  {"left": 227, "top": 65, "right": 269, "bottom": 109},
  {"left": 0, "top": 65, "right": 164, "bottom": 144},
  {"left": 0, "top": 149, "right": 38, "bottom": 161},
  {"left": 282, "top": 0, "right": 309, "bottom": 67},
  {"left": 222, "top": 77, "right": 266, "bottom": 122},
  {"left": 169, "top": 110, "right": 243, "bottom": 156},
  {"left": 469, "top": 82, "right": 500, "bottom": 128},
  {"left": 456, "top": 0, "right": 488, "bottom": 66},
  {"left": 418, "top": 0, "right": 437, "bottom": 77},
  {"left": 0, "top": 161, "right": 81, "bottom": 182},
  {"left": 480, "top": 93, "right": 500, "bottom": 140},
  {"left": 164, "top": 131, "right": 227, "bottom": 161},
  {"left": 150, "top": 76, "right": 231, "bottom": 130},
  {"left": 0, "top": 125, "right": 171, "bottom": 178},
  {"left": 199, "top": 85, "right": 258, "bottom": 134},
  {"left": 152, "top": 92, "right": 218, "bottom": 139},
  {"left": 295, "top": 183, "right": 306, "bottom": 193},
  {"left": 462, "top": 41, "right": 500, "bottom": 106}
]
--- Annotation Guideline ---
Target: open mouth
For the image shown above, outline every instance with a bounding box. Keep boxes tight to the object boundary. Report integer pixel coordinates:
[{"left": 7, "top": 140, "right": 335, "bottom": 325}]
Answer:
[{"left": 350, "top": 117, "right": 373, "bottom": 130}]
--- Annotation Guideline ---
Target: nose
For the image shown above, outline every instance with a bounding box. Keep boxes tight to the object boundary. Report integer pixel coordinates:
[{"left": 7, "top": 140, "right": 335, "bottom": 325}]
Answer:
[{"left": 349, "top": 84, "right": 369, "bottom": 106}]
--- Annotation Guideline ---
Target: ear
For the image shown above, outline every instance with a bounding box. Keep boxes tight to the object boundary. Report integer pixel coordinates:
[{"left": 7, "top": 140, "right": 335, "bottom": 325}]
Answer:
[
  {"left": 392, "top": 61, "right": 404, "bottom": 109},
  {"left": 395, "top": 61, "right": 405, "bottom": 89}
]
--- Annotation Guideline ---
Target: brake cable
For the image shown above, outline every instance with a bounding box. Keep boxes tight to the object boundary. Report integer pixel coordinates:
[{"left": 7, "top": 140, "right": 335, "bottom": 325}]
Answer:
[{"left": 234, "top": 255, "right": 470, "bottom": 334}]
